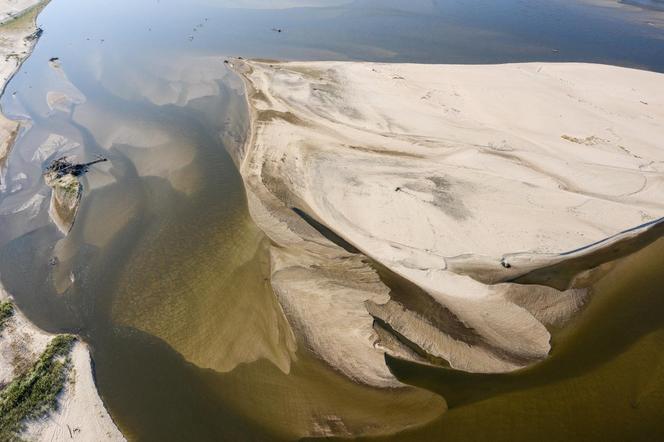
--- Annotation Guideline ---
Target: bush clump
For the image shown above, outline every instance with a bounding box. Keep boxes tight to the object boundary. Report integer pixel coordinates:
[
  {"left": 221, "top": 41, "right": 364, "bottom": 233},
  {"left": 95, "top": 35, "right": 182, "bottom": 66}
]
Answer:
[
  {"left": 0, "top": 301, "right": 14, "bottom": 332},
  {"left": 0, "top": 334, "right": 76, "bottom": 440}
]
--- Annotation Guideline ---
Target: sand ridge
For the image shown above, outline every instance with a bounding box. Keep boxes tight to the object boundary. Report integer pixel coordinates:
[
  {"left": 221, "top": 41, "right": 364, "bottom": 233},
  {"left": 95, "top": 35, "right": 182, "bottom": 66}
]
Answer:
[{"left": 231, "top": 58, "right": 664, "bottom": 383}]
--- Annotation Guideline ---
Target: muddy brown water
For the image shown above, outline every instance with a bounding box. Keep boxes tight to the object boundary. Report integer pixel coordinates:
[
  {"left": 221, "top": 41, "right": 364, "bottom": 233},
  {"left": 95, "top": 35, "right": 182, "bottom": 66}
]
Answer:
[{"left": 1, "top": 0, "right": 664, "bottom": 440}]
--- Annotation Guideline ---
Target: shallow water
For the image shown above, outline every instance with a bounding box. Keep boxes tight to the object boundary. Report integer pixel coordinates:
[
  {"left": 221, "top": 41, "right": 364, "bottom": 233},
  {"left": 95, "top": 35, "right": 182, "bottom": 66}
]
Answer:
[{"left": 1, "top": 0, "right": 664, "bottom": 440}]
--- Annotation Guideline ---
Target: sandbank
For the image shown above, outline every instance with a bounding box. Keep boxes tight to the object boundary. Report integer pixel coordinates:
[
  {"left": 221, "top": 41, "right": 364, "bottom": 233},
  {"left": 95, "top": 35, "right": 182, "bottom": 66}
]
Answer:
[{"left": 231, "top": 58, "right": 664, "bottom": 384}]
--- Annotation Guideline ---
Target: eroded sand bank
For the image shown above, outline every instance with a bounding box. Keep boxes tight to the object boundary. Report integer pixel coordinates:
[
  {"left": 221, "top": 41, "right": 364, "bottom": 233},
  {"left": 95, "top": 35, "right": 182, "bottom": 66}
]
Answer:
[
  {"left": 231, "top": 59, "right": 664, "bottom": 385},
  {"left": 0, "top": 286, "right": 124, "bottom": 441}
]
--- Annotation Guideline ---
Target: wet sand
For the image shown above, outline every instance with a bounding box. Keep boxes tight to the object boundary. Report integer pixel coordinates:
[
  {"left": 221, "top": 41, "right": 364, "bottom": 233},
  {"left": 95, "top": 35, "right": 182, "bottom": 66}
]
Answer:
[
  {"left": 381, "top": 237, "right": 664, "bottom": 441},
  {"left": 2, "top": 0, "right": 664, "bottom": 439},
  {"left": 231, "top": 59, "right": 664, "bottom": 385}
]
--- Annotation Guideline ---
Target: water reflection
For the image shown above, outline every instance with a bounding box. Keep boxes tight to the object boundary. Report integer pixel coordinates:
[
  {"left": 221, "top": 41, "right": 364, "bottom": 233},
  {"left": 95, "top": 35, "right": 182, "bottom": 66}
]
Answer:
[
  {"left": 382, "top": 238, "right": 664, "bottom": 441},
  {"left": 1, "top": 0, "right": 664, "bottom": 439}
]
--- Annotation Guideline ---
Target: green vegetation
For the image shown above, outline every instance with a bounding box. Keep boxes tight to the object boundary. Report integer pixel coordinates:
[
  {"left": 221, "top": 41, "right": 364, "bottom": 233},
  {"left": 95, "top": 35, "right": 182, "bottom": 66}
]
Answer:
[
  {"left": 64, "top": 180, "right": 81, "bottom": 196},
  {"left": 0, "top": 334, "right": 76, "bottom": 440},
  {"left": 0, "top": 301, "right": 14, "bottom": 332}
]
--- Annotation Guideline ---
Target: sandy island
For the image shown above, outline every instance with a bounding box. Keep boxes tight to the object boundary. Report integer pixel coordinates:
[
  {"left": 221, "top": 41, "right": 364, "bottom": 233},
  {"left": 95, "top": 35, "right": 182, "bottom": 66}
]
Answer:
[
  {"left": 0, "top": 1, "right": 124, "bottom": 439},
  {"left": 230, "top": 58, "right": 664, "bottom": 385}
]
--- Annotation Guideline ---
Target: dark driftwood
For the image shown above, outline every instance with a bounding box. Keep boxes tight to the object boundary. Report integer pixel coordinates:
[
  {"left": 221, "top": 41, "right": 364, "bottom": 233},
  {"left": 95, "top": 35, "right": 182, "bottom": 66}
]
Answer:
[{"left": 44, "top": 156, "right": 107, "bottom": 179}]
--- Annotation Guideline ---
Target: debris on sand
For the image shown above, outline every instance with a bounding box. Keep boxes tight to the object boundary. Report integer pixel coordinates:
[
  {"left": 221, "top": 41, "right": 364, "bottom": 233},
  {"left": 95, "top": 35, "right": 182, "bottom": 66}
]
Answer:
[
  {"left": 24, "top": 27, "right": 43, "bottom": 41},
  {"left": 48, "top": 56, "right": 60, "bottom": 68},
  {"left": 44, "top": 155, "right": 107, "bottom": 179},
  {"left": 43, "top": 155, "right": 107, "bottom": 234}
]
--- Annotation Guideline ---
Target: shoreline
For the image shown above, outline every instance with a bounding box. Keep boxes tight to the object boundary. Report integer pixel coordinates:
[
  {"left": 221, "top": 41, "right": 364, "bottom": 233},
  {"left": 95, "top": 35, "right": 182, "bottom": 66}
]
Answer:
[
  {"left": 0, "top": 287, "right": 125, "bottom": 441},
  {"left": 230, "top": 58, "right": 664, "bottom": 384},
  {"left": 0, "top": 0, "right": 48, "bottom": 173},
  {"left": 0, "top": 1, "right": 125, "bottom": 439}
]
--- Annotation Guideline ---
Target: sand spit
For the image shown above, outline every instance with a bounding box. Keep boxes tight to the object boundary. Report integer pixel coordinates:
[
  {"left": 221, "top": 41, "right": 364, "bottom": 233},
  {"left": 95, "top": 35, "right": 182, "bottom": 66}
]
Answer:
[
  {"left": 0, "top": 287, "right": 125, "bottom": 441},
  {"left": 43, "top": 171, "right": 81, "bottom": 234},
  {"left": 231, "top": 59, "right": 664, "bottom": 384},
  {"left": 0, "top": 0, "right": 48, "bottom": 173}
]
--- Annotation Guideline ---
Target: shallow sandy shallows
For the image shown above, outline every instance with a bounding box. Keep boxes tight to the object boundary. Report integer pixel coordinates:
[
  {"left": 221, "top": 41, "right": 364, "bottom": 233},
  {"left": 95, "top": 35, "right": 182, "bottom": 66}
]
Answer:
[
  {"left": 0, "top": 1, "right": 124, "bottom": 439},
  {"left": 233, "top": 59, "right": 664, "bottom": 385}
]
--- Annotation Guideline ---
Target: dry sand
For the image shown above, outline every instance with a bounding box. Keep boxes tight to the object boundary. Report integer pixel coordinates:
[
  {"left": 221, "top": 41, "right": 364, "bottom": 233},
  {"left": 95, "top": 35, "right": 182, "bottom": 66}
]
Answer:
[
  {"left": 0, "top": 0, "right": 44, "bottom": 24},
  {"left": 1, "top": 286, "right": 125, "bottom": 441},
  {"left": 231, "top": 59, "right": 664, "bottom": 384}
]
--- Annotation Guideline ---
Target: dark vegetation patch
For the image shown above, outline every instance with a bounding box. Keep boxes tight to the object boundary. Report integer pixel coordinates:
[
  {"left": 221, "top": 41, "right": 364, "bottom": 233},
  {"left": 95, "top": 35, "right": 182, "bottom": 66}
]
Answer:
[
  {"left": 0, "top": 334, "right": 76, "bottom": 440},
  {"left": 0, "top": 301, "right": 14, "bottom": 332}
]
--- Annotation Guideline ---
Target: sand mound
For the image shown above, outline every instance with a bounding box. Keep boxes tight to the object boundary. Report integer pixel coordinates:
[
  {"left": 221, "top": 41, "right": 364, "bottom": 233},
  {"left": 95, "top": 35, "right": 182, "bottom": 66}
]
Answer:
[{"left": 232, "top": 59, "right": 664, "bottom": 383}]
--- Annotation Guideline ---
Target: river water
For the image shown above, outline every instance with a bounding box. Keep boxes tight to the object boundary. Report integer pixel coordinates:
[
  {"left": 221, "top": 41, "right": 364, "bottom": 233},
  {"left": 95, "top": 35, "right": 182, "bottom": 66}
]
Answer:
[{"left": 1, "top": 0, "right": 663, "bottom": 440}]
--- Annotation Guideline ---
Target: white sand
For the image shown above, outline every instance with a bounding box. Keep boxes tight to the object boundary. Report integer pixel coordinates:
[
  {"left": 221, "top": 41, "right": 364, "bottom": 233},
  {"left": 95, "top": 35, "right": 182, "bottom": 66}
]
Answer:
[
  {"left": 0, "top": 295, "right": 51, "bottom": 385},
  {"left": 232, "top": 59, "right": 664, "bottom": 384},
  {"left": 0, "top": 0, "right": 43, "bottom": 24},
  {"left": 0, "top": 287, "right": 125, "bottom": 441},
  {"left": 22, "top": 342, "right": 125, "bottom": 441}
]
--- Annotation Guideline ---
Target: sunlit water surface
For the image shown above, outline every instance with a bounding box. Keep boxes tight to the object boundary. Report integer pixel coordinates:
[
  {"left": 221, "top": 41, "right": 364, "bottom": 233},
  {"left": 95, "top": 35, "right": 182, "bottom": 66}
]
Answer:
[{"left": 1, "top": 0, "right": 664, "bottom": 440}]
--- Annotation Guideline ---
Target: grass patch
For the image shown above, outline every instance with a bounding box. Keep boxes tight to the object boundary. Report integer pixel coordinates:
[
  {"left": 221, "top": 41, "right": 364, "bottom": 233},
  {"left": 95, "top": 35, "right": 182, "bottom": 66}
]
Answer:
[
  {"left": 0, "top": 334, "right": 76, "bottom": 440},
  {"left": 0, "top": 301, "right": 14, "bottom": 332}
]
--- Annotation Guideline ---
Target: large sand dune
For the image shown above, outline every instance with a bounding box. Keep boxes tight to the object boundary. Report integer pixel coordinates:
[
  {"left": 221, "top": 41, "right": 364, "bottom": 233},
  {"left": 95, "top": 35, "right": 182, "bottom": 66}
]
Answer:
[{"left": 231, "top": 59, "right": 664, "bottom": 384}]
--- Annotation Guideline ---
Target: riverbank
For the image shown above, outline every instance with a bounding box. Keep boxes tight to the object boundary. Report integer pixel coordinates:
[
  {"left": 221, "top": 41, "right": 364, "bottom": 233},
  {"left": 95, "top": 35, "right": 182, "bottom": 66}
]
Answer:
[
  {"left": 0, "top": 1, "right": 125, "bottom": 439},
  {"left": 0, "top": 286, "right": 124, "bottom": 441},
  {"left": 0, "top": 0, "right": 49, "bottom": 174},
  {"left": 231, "top": 59, "right": 664, "bottom": 385}
]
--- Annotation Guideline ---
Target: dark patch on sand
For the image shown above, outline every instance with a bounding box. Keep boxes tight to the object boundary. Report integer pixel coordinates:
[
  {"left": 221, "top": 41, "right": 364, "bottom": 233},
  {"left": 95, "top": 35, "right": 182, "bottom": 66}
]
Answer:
[
  {"left": 291, "top": 207, "right": 361, "bottom": 254},
  {"left": 403, "top": 176, "right": 471, "bottom": 220},
  {"left": 257, "top": 109, "right": 307, "bottom": 126},
  {"left": 346, "top": 144, "right": 422, "bottom": 158}
]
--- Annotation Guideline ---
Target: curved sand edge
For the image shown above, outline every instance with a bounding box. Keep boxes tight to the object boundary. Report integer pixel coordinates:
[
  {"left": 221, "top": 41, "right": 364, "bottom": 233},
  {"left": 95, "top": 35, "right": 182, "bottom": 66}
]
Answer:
[
  {"left": 44, "top": 171, "right": 82, "bottom": 234},
  {"left": 0, "top": 2, "right": 125, "bottom": 439},
  {"left": 0, "top": 0, "right": 49, "bottom": 173},
  {"left": 230, "top": 58, "right": 664, "bottom": 385},
  {"left": 0, "top": 287, "right": 125, "bottom": 441}
]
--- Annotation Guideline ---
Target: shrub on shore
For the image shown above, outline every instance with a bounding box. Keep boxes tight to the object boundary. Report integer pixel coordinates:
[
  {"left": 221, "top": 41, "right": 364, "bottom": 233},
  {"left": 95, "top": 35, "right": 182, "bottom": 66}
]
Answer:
[
  {"left": 0, "top": 334, "right": 76, "bottom": 440},
  {"left": 0, "top": 301, "right": 14, "bottom": 332}
]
